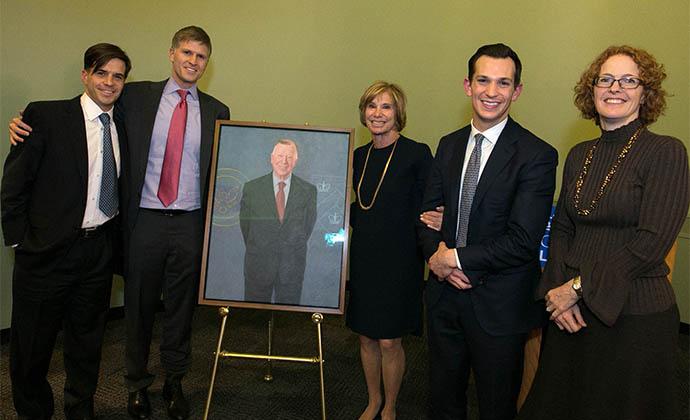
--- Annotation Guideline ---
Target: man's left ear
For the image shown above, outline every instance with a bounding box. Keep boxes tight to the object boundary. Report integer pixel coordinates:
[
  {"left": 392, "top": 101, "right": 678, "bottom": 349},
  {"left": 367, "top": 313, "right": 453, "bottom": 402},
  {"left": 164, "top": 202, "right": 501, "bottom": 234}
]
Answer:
[{"left": 512, "top": 84, "right": 524, "bottom": 101}]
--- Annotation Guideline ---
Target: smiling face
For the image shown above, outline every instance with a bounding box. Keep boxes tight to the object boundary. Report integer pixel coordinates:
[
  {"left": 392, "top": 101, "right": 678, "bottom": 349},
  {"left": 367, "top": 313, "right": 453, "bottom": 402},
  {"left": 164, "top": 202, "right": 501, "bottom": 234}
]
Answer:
[
  {"left": 169, "top": 40, "right": 209, "bottom": 88},
  {"left": 464, "top": 56, "right": 522, "bottom": 131},
  {"left": 271, "top": 142, "right": 298, "bottom": 180},
  {"left": 364, "top": 91, "right": 398, "bottom": 138},
  {"left": 594, "top": 54, "right": 643, "bottom": 130},
  {"left": 81, "top": 58, "right": 126, "bottom": 111}
]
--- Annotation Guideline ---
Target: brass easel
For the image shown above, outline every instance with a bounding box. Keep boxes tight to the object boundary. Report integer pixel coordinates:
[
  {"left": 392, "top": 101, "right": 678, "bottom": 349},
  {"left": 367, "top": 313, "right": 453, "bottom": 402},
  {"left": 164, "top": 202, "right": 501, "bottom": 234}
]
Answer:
[{"left": 203, "top": 307, "right": 327, "bottom": 420}]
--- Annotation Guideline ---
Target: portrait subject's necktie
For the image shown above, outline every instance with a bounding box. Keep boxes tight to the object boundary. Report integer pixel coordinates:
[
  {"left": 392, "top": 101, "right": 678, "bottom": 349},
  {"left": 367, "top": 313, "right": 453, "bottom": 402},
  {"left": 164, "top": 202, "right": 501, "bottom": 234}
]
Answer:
[
  {"left": 158, "top": 89, "right": 188, "bottom": 207},
  {"left": 456, "top": 133, "right": 485, "bottom": 247},
  {"left": 276, "top": 181, "right": 286, "bottom": 223},
  {"left": 98, "top": 113, "right": 118, "bottom": 218}
]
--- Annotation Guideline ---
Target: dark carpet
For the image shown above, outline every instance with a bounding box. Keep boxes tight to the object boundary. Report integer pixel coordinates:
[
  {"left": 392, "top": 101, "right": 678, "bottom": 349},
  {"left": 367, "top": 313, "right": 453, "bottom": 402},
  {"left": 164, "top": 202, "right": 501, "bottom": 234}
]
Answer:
[{"left": 1, "top": 306, "right": 688, "bottom": 419}]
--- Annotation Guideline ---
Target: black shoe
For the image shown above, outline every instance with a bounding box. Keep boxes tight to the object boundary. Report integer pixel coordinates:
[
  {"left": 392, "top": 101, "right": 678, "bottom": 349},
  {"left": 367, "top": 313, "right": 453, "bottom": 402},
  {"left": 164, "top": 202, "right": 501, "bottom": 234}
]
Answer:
[
  {"left": 162, "top": 380, "right": 189, "bottom": 420},
  {"left": 127, "top": 389, "right": 150, "bottom": 419}
]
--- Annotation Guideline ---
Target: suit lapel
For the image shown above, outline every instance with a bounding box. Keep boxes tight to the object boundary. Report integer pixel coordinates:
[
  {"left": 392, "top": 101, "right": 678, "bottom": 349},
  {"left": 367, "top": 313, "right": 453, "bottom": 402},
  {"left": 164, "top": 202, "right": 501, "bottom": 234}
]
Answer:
[
  {"left": 134, "top": 81, "right": 165, "bottom": 188},
  {"left": 260, "top": 174, "right": 280, "bottom": 220},
  {"left": 471, "top": 118, "right": 518, "bottom": 215},
  {"left": 66, "top": 96, "right": 89, "bottom": 191},
  {"left": 199, "top": 90, "right": 215, "bottom": 194},
  {"left": 448, "top": 127, "right": 471, "bottom": 221},
  {"left": 284, "top": 176, "right": 304, "bottom": 219}
]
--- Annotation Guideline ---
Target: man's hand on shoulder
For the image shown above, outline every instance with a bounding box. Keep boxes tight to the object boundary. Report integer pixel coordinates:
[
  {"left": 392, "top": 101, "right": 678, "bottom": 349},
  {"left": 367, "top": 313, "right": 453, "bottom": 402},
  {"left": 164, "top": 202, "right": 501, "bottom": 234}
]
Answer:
[{"left": 9, "top": 111, "right": 31, "bottom": 146}]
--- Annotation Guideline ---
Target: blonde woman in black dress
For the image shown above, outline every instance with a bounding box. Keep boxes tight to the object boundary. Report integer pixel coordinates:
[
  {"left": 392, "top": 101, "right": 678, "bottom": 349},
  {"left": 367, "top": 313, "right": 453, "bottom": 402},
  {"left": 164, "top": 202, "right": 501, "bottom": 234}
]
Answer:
[{"left": 346, "top": 81, "right": 433, "bottom": 420}]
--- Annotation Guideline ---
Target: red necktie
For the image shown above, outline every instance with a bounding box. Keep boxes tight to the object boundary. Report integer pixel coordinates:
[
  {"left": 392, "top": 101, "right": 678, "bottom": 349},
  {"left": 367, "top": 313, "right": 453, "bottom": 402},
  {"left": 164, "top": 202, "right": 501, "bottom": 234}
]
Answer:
[
  {"left": 276, "top": 181, "right": 286, "bottom": 223},
  {"left": 158, "top": 89, "right": 188, "bottom": 207}
]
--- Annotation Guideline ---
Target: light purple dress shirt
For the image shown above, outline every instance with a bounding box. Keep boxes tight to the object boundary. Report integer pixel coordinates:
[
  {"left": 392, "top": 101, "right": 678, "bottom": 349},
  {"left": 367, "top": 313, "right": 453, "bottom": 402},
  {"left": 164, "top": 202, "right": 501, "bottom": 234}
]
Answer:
[{"left": 139, "top": 78, "right": 202, "bottom": 210}]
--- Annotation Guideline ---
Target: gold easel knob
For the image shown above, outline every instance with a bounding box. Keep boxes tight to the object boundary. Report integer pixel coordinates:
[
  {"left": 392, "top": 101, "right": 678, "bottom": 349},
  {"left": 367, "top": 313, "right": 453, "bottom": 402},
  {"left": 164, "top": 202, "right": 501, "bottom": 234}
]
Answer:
[{"left": 311, "top": 313, "right": 323, "bottom": 324}]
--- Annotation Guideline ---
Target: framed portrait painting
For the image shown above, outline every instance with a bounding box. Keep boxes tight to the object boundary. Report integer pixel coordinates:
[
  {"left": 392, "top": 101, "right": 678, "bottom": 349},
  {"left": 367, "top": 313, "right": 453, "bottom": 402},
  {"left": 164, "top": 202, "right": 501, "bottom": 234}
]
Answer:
[{"left": 199, "top": 121, "right": 354, "bottom": 314}]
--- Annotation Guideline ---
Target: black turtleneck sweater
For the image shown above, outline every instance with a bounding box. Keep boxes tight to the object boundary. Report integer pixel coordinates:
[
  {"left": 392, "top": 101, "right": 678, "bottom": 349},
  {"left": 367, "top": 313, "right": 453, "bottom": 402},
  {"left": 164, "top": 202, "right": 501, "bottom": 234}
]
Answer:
[{"left": 538, "top": 119, "right": 689, "bottom": 326}]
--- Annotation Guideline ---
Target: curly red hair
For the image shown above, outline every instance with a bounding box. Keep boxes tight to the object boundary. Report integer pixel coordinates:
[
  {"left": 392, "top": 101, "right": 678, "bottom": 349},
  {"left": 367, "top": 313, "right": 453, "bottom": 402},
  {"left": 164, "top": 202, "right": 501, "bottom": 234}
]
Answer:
[{"left": 574, "top": 46, "right": 667, "bottom": 125}]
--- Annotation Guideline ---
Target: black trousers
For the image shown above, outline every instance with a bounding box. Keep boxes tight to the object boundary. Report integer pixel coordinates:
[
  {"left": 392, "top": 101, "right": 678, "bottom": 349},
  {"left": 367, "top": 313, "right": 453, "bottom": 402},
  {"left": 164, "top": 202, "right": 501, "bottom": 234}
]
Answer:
[
  {"left": 10, "top": 229, "right": 113, "bottom": 419},
  {"left": 427, "top": 284, "right": 527, "bottom": 420},
  {"left": 124, "top": 209, "right": 203, "bottom": 391}
]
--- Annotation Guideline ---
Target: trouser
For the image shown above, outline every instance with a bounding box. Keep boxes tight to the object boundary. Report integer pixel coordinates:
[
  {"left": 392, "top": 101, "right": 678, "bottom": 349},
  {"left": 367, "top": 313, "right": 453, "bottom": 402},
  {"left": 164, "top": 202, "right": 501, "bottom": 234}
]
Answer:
[
  {"left": 427, "top": 285, "right": 526, "bottom": 420},
  {"left": 10, "top": 229, "right": 113, "bottom": 419},
  {"left": 124, "top": 209, "right": 202, "bottom": 391}
]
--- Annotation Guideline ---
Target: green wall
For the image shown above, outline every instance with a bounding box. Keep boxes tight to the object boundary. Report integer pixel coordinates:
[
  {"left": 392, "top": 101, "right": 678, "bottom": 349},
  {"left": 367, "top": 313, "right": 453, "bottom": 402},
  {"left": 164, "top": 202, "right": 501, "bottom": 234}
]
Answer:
[{"left": 1, "top": 0, "right": 688, "bottom": 328}]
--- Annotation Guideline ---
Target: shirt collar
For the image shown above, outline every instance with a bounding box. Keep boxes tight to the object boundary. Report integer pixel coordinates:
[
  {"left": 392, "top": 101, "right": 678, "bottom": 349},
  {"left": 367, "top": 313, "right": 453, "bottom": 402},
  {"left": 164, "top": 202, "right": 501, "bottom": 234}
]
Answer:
[
  {"left": 273, "top": 172, "right": 292, "bottom": 187},
  {"left": 164, "top": 78, "right": 198, "bottom": 101},
  {"left": 469, "top": 117, "right": 509, "bottom": 146},
  {"left": 80, "top": 93, "right": 114, "bottom": 122}
]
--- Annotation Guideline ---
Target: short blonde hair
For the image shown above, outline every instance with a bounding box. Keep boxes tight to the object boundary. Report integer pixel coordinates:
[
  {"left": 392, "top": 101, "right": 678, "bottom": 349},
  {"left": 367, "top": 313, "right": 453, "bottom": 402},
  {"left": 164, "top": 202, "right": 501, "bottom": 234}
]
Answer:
[
  {"left": 358, "top": 81, "right": 407, "bottom": 131},
  {"left": 574, "top": 45, "right": 667, "bottom": 125}
]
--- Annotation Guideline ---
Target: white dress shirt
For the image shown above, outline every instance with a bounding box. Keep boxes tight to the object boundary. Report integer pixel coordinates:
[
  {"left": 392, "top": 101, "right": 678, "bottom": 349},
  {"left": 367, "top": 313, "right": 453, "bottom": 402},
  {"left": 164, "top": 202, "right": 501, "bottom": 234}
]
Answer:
[
  {"left": 454, "top": 117, "right": 509, "bottom": 269},
  {"left": 80, "top": 93, "right": 121, "bottom": 228}
]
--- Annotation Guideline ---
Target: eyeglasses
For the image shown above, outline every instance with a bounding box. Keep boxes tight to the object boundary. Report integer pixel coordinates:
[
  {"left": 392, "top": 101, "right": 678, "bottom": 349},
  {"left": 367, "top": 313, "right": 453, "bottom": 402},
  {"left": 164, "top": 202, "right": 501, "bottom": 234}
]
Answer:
[{"left": 593, "top": 76, "right": 643, "bottom": 89}]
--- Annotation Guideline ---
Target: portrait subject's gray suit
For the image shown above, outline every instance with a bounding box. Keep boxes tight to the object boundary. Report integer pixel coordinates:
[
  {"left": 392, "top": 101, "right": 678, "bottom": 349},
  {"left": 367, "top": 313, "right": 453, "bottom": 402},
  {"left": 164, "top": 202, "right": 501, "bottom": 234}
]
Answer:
[{"left": 239, "top": 173, "right": 317, "bottom": 305}]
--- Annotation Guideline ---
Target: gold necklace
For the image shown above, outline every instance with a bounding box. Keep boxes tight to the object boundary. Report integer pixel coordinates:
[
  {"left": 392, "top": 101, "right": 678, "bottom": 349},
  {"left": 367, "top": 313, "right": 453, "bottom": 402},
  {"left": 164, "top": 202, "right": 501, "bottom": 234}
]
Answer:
[
  {"left": 356, "top": 139, "right": 399, "bottom": 211},
  {"left": 573, "top": 126, "right": 643, "bottom": 216}
]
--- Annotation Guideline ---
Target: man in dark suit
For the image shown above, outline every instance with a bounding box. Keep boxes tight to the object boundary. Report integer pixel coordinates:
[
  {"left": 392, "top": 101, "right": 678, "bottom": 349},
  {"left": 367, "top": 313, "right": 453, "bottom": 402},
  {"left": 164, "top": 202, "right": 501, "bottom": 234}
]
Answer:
[
  {"left": 418, "top": 43, "right": 557, "bottom": 420},
  {"left": 9, "top": 26, "right": 230, "bottom": 420},
  {"left": 239, "top": 139, "right": 317, "bottom": 305},
  {"left": 1, "top": 43, "right": 131, "bottom": 420},
  {"left": 116, "top": 27, "right": 229, "bottom": 420}
]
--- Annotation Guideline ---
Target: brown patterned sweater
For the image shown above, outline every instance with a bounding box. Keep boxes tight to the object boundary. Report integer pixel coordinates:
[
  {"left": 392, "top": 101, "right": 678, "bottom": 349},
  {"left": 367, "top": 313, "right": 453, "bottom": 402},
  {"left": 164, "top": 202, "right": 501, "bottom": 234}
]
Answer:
[{"left": 538, "top": 119, "right": 689, "bottom": 326}]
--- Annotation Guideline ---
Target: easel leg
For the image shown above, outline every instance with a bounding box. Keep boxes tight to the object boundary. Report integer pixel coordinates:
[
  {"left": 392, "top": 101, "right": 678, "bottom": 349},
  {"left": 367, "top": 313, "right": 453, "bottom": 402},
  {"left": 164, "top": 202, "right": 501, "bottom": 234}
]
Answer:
[
  {"left": 312, "top": 313, "right": 327, "bottom": 420},
  {"left": 203, "top": 307, "right": 230, "bottom": 420},
  {"left": 264, "top": 312, "right": 274, "bottom": 382}
]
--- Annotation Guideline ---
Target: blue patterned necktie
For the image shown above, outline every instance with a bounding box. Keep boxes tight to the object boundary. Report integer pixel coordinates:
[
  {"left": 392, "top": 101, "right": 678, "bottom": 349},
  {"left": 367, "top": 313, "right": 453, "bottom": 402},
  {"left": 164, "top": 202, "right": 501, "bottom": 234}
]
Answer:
[
  {"left": 455, "top": 133, "right": 484, "bottom": 247},
  {"left": 98, "top": 113, "right": 118, "bottom": 218}
]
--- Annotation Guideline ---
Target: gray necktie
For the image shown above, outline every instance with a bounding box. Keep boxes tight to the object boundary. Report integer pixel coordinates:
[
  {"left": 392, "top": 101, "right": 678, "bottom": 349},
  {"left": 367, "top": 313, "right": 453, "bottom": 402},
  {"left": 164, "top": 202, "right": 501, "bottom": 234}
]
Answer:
[
  {"left": 98, "top": 113, "right": 118, "bottom": 218},
  {"left": 456, "top": 133, "right": 484, "bottom": 247}
]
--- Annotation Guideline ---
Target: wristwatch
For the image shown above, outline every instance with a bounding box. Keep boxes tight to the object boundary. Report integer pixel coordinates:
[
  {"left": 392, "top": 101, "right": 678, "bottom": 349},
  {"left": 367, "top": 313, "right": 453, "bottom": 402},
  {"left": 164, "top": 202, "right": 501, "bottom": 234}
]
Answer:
[{"left": 571, "top": 275, "right": 583, "bottom": 298}]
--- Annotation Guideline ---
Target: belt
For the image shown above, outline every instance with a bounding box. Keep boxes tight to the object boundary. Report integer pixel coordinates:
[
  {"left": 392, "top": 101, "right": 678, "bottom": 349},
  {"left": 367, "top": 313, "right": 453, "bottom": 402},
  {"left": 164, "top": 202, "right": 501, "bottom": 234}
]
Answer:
[
  {"left": 78, "top": 220, "right": 113, "bottom": 239},
  {"left": 141, "top": 208, "right": 196, "bottom": 217}
]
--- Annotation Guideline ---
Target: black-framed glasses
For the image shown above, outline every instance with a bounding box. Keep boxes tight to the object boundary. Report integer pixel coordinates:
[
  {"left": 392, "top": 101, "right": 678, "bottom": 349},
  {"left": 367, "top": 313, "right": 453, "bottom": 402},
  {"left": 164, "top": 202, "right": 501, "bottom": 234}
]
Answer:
[{"left": 593, "top": 76, "right": 643, "bottom": 89}]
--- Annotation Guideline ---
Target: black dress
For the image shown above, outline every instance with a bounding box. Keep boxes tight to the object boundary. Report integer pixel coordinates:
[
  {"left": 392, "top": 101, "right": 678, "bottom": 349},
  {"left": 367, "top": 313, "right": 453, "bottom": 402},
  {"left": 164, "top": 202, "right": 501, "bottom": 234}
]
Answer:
[{"left": 345, "top": 136, "right": 432, "bottom": 339}]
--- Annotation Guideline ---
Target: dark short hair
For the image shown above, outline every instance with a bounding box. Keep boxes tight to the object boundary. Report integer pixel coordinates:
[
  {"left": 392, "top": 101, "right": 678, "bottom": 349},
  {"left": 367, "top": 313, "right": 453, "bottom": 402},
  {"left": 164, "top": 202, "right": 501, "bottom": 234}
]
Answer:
[
  {"left": 358, "top": 81, "right": 407, "bottom": 131},
  {"left": 172, "top": 26, "right": 212, "bottom": 55},
  {"left": 468, "top": 43, "right": 522, "bottom": 86},
  {"left": 84, "top": 43, "right": 132, "bottom": 78},
  {"left": 574, "top": 45, "right": 667, "bottom": 126}
]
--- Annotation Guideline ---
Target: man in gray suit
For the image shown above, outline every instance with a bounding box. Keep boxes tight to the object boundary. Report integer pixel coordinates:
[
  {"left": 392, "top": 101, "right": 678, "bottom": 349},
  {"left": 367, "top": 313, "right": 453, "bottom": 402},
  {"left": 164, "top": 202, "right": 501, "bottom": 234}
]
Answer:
[{"left": 240, "top": 139, "right": 317, "bottom": 305}]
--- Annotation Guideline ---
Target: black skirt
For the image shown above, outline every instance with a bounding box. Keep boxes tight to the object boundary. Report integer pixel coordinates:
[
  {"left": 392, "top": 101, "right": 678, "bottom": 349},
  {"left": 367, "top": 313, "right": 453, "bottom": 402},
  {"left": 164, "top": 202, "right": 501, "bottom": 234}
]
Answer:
[{"left": 517, "top": 303, "right": 680, "bottom": 420}]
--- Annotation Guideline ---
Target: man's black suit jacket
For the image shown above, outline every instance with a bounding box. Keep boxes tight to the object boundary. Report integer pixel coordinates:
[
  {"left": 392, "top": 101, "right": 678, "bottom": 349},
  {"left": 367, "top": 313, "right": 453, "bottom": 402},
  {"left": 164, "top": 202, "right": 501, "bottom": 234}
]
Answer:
[
  {"left": 239, "top": 173, "right": 317, "bottom": 300},
  {"left": 115, "top": 80, "right": 230, "bottom": 235},
  {"left": 419, "top": 117, "right": 558, "bottom": 336},
  {"left": 1, "top": 96, "right": 124, "bottom": 273}
]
